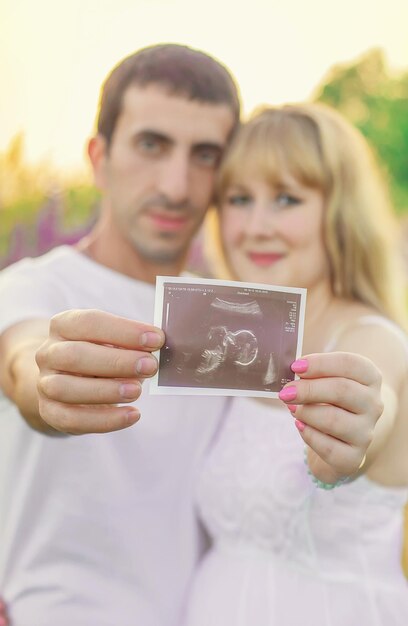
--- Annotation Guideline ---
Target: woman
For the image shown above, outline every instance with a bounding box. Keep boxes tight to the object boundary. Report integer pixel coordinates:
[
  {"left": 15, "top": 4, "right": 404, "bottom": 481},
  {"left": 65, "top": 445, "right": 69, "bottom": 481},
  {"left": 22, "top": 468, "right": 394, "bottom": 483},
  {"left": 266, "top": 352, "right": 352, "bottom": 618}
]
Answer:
[{"left": 184, "top": 103, "right": 408, "bottom": 625}]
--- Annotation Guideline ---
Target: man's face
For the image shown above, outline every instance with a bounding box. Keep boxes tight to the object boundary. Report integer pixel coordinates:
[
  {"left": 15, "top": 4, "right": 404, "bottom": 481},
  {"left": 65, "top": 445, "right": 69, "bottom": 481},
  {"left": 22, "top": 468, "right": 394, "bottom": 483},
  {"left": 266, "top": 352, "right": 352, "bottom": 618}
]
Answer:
[{"left": 92, "top": 84, "right": 235, "bottom": 264}]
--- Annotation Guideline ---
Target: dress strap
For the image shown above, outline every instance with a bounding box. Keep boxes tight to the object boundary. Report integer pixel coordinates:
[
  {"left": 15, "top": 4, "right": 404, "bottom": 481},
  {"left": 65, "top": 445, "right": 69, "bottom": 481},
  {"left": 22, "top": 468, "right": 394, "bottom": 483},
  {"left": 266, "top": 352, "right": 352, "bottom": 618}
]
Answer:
[{"left": 323, "top": 315, "right": 408, "bottom": 359}]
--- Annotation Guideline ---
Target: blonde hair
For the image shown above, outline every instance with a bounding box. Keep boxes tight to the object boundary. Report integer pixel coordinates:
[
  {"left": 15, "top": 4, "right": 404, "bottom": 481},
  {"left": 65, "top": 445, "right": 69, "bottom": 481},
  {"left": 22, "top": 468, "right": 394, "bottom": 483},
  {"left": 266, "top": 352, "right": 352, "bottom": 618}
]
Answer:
[{"left": 206, "top": 102, "right": 407, "bottom": 327}]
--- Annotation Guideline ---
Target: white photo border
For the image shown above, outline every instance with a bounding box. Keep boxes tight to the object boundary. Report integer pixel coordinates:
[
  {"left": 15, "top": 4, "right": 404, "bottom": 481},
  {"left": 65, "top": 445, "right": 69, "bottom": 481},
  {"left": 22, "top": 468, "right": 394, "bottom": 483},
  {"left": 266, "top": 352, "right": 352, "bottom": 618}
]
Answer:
[{"left": 150, "top": 276, "right": 307, "bottom": 398}]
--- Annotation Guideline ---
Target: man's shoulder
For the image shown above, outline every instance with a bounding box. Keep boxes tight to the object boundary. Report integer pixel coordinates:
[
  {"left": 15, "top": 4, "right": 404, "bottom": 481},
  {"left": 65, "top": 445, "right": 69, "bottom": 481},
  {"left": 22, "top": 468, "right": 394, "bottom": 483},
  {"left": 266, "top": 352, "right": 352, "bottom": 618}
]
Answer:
[
  {"left": 0, "top": 247, "right": 80, "bottom": 333},
  {"left": 0, "top": 246, "right": 90, "bottom": 332},
  {"left": 0, "top": 245, "right": 76, "bottom": 280}
]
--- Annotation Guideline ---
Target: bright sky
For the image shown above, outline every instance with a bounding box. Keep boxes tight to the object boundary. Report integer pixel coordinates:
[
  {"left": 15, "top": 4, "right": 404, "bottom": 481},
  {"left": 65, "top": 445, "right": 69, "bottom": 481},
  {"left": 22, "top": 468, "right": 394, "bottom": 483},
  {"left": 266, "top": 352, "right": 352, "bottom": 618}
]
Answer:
[{"left": 1, "top": 0, "right": 407, "bottom": 171}]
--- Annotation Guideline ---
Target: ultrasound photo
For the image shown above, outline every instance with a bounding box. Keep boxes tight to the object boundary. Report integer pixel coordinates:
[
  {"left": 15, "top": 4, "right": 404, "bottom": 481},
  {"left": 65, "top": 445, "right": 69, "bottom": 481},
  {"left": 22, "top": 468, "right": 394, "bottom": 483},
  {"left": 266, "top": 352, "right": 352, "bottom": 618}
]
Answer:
[{"left": 150, "top": 277, "right": 306, "bottom": 398}]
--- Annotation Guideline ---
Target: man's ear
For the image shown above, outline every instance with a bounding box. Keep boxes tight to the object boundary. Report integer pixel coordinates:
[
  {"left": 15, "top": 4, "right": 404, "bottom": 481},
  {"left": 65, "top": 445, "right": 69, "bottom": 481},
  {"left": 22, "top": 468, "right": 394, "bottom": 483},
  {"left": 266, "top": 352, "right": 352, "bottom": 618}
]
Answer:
[{"left": 87, "top": 135, "right": 108, "bottom": 190}]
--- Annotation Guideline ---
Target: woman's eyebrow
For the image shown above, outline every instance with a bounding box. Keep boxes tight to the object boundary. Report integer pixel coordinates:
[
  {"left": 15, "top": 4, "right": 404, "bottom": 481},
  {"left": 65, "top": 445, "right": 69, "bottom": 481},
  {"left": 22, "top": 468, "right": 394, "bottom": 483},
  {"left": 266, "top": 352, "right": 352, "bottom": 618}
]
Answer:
[
  {"left": 226, "top": 182, "right": 248, "bottom": 191},
  {"left": 276, "top": 180, "right": 302, "bottom": 192}
]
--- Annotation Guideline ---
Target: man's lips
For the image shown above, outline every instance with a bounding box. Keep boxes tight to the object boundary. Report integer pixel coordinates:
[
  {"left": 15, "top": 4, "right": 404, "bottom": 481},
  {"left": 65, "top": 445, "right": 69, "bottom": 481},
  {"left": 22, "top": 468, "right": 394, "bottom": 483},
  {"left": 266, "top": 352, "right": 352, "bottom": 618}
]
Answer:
[
  {"left": 247, "top": 252, "right": 284, "bottom": 267},
  {"left": 149, "top": 213, "right": 189, "bottom": 232}
]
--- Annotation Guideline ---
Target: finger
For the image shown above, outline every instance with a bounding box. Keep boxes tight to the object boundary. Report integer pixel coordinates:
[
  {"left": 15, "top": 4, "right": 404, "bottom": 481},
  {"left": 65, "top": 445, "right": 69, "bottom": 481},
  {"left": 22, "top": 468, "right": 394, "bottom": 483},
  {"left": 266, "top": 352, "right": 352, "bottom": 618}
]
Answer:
[
  {"left": 289, "top": 403, "right": 374, "bottom": 447},
  {"left": 38, "top": 399, "right": 141, "bottom": 435},
  {"left": 37, "top": 341, "right": 158, "bottom": 378},
  {"left": 291, "top": 352, "right": 382, "bottom": 388},
  {"left": 295, "top": 421, "right": 362, "bottom": 476},
  {"left": 279, "top": 376, "right": 375, "bottom": 414},
  {"left": 50, "top": 309, "right": 164, "bottom": 350},
  {"left": 0, "top": 600, "right": 7, "bottom": 626},
  {"left": 39, "top": 374, "right": 142, "bottom": 405}
]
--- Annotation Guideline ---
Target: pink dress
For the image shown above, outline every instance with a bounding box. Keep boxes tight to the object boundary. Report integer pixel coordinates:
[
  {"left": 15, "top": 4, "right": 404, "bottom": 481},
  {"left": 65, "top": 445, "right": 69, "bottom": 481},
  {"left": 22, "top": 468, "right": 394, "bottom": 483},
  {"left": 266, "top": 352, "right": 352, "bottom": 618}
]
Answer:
[{"left": 184, "top": 321, "right": 408, "bottom": 625}]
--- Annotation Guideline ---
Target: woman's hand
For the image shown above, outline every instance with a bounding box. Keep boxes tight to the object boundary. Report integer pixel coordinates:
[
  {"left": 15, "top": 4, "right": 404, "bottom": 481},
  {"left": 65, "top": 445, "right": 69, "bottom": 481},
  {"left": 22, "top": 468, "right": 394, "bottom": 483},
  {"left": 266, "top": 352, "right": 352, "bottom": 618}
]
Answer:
[{"left": 278, "top": 352, "right": 384, "bottom": 484}]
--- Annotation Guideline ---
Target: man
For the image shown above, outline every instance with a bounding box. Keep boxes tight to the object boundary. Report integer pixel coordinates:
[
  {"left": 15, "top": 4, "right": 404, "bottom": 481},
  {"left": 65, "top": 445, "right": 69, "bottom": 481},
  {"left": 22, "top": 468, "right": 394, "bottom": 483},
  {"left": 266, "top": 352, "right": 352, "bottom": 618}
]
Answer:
[{"left": 0, "top": 44, "right": 239, "bottom": 625}]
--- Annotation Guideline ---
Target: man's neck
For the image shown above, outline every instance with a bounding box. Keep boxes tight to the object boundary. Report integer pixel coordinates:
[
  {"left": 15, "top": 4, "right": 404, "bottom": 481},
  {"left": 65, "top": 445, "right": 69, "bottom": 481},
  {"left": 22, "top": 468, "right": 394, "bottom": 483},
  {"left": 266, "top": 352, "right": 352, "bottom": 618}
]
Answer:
[{"left": 75, "top": 222, "right": 186, "bottom": 285}]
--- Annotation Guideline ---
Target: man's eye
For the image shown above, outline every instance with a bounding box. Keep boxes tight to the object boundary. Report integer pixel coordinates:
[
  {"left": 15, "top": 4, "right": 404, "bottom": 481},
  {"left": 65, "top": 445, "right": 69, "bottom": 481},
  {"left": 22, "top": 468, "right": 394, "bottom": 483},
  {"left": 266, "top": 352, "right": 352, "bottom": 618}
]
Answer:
[
  {"left": 136, "top": 137, "right": 163, "bottom": 156},
  {"left": 275, "top": 193, "right": 301, "bottom": 207},
  {"left": 194, "top": 149, "right": 220, "bottom": 168}
]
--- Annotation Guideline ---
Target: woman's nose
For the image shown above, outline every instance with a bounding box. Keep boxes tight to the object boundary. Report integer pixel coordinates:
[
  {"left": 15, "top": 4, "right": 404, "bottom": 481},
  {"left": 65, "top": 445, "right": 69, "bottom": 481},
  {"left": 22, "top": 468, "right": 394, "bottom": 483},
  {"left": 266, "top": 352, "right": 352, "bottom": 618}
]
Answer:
[{"left": 246, "top": 204, "right": 275, "bottom": 237}]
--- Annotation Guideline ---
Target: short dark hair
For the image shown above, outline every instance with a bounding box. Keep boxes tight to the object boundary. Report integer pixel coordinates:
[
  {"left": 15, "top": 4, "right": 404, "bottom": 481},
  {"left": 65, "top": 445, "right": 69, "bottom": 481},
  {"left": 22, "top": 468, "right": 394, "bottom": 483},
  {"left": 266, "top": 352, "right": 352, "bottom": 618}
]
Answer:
[{"left": 96, "top": 43, "right": 241, "bottom": 146}]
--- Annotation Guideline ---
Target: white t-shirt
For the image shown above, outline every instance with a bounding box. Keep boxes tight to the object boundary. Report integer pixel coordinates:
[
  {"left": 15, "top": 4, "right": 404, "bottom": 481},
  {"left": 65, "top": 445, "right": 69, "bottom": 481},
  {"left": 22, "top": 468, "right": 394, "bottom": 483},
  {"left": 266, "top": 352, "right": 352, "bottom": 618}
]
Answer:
[{"left": 0, "top": 246, "right": 226, "bottom": 626}]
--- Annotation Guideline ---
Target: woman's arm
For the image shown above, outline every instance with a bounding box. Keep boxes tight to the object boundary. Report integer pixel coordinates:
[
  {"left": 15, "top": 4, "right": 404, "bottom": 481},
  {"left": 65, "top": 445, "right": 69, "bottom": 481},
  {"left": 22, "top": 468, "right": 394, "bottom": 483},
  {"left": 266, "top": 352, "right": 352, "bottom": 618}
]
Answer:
[{"left": 279, "top": 323, "right": 407, "bottom": 485}]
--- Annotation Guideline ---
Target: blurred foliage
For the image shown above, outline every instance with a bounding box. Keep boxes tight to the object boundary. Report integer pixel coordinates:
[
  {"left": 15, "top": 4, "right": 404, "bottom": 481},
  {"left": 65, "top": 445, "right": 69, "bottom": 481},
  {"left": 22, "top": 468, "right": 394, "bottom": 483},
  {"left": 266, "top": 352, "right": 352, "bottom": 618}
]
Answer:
[
  {"left": 63, "top": 186, "right": 100, "bottom": 227},
  {"left": 314, "top": 48, "right": 408, "bottom": 214},
  {"left": 0, "top": 134, "right": 98, "bottom": 260},
  {"left": 0, "top": 133, "right": 48, "bottom": 251}
]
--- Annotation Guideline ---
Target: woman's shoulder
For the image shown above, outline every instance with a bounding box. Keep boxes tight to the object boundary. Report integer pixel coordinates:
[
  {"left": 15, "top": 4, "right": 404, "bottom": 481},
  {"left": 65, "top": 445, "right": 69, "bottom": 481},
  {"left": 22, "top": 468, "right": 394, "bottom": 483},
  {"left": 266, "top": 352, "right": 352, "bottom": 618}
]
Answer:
[
  {"left": 326, "top": 303, "right": 408, "bottom": 386},
  {"left": 325, "top": 299, "right": 407, "bottom": 346}
]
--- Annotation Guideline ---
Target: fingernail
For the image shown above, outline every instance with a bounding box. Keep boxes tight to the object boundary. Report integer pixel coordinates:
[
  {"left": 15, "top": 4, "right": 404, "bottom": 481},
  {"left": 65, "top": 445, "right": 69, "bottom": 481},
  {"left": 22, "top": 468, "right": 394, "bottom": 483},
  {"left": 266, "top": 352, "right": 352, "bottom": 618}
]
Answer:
[
  {"left": 126, "top": 409, "right": 140, "bottom": 424},
  {"left": 291, "top": 359, "right": 308, "bottom": 373},
  {"left": 119, "top": 383, "right": 141, "bottom": 399},
  {"left": 136, "top": 356, "right": 157, "bottom": 375},
  {"left": 287, "top": 404, "right": 297, "bottom": 413},
  {"left": 295, "top": 419, "right": 306, "bottom": 432},
  {"left": 279, "top": 386, "right": 297, "bottom": 402},
  {"left": 140, "top": 331, "right": 163, "bottom": 349}
]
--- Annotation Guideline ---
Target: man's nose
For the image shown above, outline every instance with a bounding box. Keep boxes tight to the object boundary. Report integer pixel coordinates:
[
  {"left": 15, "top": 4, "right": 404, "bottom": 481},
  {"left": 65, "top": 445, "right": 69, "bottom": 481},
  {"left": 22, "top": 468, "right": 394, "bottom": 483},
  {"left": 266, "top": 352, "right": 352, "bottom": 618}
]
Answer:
[{"left": 158, "top": 153, "right": 189, "bottom": 206}]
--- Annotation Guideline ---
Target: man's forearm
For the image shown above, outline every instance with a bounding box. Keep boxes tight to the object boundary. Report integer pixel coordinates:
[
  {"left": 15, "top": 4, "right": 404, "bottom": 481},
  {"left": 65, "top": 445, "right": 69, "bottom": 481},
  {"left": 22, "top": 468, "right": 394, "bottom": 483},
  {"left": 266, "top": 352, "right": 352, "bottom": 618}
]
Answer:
[{"left": 0, "top": 320, "right": 57, "bottom": 433}]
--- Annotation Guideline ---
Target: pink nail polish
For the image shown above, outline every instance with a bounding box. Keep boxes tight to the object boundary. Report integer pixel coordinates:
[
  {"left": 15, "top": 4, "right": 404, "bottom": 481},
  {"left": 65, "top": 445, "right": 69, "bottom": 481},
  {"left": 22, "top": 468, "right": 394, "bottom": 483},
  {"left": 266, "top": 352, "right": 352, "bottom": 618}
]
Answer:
[
  {"left": 291, "top": 359, "right": 308, "bottom": 374},
  {"left": 279, "top": 386, "right": 297, "bottom": 402},
  {"left": 295, "top": 419, "right": 306, "bottom": 432},
  {"left": 287, "top": 404, "right": 297, "bottom": 413}
]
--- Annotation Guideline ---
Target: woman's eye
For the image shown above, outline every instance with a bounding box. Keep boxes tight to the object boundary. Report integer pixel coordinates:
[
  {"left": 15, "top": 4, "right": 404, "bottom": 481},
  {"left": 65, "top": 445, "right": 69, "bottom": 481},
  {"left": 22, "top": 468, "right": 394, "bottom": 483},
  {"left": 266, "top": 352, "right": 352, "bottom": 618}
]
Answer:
[
  {"left": 226, "top": 194, "right": 251, "bottom": 206},
  {"left": 275, "top": 193, "right": 301, "bottom": 207}
]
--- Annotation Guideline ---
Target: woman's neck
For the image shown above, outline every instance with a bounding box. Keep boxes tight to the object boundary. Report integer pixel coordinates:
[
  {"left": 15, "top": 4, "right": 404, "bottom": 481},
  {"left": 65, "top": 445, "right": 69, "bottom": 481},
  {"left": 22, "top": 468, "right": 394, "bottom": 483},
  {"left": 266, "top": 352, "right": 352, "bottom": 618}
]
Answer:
[{"left": 303, "top": 280, "right": 338, "bottom": 353}]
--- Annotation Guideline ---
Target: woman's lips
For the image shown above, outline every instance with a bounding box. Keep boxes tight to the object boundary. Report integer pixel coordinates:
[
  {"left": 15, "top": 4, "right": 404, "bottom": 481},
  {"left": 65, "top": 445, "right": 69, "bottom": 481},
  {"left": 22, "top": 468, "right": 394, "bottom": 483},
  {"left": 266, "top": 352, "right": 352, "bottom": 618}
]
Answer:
[
  {"left": 150, "top": 213, "right": 189, "bottom": 232},
  {"left": 247, "top": 252, "right": 284, "bottom": 267}
]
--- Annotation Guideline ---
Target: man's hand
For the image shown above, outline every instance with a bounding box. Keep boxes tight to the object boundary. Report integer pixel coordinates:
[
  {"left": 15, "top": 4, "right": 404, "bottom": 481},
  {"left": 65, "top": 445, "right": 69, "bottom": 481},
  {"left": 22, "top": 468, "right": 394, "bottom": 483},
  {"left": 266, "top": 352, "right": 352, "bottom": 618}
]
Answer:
[{"left": 35, "top": 309, "right": 165, "bottom": 434}]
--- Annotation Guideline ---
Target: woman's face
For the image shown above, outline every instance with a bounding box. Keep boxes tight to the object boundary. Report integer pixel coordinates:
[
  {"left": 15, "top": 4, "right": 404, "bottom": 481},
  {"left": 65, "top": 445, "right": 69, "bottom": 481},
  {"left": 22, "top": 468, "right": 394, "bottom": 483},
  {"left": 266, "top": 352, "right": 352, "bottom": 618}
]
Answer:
[{"left": 220, "top": 171, "right": 329, "bottom": 290}]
